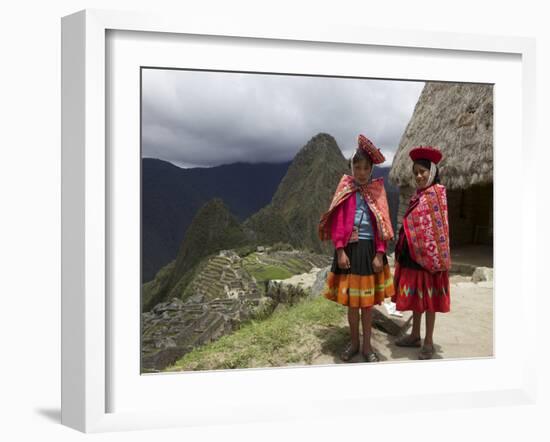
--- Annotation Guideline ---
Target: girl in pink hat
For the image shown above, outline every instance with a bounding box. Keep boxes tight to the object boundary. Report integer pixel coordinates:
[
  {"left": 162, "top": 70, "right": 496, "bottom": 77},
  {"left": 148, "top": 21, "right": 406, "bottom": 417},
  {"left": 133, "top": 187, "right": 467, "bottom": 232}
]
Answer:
[
  {"left": 392, "top": 146, "right": 451, "bottom": 360},
  {"left": 319, "top": 135, "right": 394, "bottom": 363}
]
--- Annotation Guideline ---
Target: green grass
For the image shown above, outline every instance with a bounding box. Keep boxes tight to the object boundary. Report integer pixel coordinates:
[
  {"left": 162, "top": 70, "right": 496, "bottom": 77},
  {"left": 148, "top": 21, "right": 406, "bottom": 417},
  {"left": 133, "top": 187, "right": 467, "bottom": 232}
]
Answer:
[
  {"left": 165, "top": 296, "right": 349, "bottom": 371},
  {"left": 141, "top": 260, "right": 176, "bottom": 312},
  {"left": 242, "top": 252, "right": 316, "bottom": 286},
  {"left": 247, "top": 265, "right": 294, "bottom": 282},
  {"left": 284, "top": 257, "right": 311, "bottom": 273}
]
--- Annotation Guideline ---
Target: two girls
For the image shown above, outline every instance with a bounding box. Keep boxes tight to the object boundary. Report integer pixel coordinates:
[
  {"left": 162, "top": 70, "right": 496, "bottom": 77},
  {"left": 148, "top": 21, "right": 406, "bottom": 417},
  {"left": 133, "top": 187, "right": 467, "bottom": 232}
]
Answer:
[{"left": 319, "top": 139, "right": 450, "bottom": 362}]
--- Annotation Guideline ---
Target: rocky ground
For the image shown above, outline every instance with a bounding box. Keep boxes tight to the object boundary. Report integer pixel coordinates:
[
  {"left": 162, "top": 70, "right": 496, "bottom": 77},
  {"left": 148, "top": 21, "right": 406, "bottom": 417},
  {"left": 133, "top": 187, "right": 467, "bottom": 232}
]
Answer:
[
  {"left": 145, "top": 248, "right": 493, "bottom": 371},
  {"left": 268, "top": 256, "right": 493, "bottom": 365},
  {"left": 309, "top": 269, "right": 494, "bottom": 364}
]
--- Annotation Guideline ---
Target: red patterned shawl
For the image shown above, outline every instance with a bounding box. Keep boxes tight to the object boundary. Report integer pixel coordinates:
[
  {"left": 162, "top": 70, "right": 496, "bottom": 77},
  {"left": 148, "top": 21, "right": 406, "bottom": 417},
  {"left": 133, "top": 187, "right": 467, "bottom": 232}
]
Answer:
[
  {"left": 403, "top": 184, "right": 451, "bottom": 273},
  {"left": 319, "top": 175, "right": 394, "bottom": 241}
]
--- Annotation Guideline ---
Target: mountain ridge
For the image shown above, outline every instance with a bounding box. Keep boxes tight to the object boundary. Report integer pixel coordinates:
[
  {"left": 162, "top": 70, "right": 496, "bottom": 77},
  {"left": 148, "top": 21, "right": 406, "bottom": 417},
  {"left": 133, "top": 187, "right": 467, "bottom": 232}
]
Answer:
[
  {"left": 142, "top": 133, "right": 400, "bottom": 311},
  {"left": 142, "top": 158, "right": 291, "bottom": 282}
]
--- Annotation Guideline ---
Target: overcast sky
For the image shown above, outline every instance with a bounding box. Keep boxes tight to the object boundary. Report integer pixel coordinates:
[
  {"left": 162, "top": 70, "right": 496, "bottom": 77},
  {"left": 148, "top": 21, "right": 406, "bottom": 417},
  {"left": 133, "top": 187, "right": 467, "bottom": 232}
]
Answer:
[{"left": 141, "top": 69, "right": 424, "bottom": 168}]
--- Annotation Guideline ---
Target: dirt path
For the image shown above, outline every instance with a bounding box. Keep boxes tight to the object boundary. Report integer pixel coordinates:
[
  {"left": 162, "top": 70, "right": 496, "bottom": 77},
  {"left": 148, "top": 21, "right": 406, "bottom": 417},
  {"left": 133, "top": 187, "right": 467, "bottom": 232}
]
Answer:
[{"left": 311, "top": 274, "right": 493, "bottom": 364}]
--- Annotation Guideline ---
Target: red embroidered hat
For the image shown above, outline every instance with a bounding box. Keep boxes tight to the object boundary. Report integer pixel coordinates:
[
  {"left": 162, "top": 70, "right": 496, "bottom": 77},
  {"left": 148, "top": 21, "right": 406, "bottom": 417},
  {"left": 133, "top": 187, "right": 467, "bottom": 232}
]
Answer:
[
  {"left": 357, "top": 134, "right": 386, "bottom": 164},
  {"left": 409, "top": 146, "right": 443, "bottom": 164}
]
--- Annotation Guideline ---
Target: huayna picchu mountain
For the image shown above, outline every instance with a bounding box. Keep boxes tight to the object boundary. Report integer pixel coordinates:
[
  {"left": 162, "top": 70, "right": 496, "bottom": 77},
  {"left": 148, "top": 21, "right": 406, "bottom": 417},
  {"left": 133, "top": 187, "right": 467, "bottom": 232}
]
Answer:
[{"left": 243, "top": 133, "right": 348, "bottom": 254}]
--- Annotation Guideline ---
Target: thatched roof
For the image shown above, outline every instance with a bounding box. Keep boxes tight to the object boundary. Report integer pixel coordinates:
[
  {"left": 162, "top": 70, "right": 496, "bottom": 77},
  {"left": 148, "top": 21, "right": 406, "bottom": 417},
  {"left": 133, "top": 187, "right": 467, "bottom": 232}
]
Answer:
[{"left": 389, "top": 82, "right": 493, "bottom": 190}]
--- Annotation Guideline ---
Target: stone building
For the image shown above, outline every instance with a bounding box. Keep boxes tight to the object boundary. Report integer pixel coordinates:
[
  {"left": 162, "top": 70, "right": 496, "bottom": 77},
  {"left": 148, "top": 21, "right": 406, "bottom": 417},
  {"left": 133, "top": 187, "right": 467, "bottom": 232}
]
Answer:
[
  {"left": 389, "top": 82, "right": 493, "bottom": 247},
  {"left": 141, "top": 248, "right": 331, "bottom": 372}
]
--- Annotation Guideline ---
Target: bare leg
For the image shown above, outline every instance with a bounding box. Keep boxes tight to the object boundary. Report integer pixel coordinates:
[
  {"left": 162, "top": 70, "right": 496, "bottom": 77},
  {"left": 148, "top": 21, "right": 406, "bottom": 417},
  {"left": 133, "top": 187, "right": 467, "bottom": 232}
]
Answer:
[
  {"left": 411, "top": 311, "right": 422, "bottom": 339},
  {"left": 340, "top": 307, "right": 361, "bottom": 361},
  {"left": 395, "top": 311, "right": 422, "bottom": 346},
  {"left": 360, "top": 307, "right": 373, "bottom": 354},
  {"left": 424, "top": 312, "right": 436, "bottom": 347},
  {"left": 418, "top": 312, "right": 436, "bottom": 360},
  {"left": 348, "top": 307, "right": 360, "bottom": 350}
]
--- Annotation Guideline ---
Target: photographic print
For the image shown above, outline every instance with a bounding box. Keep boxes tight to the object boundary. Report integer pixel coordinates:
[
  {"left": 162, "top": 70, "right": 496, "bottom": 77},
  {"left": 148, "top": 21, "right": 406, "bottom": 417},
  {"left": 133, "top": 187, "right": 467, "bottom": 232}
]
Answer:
[{"left": 139, "top": 68, "right": 493, "bottom": 373}]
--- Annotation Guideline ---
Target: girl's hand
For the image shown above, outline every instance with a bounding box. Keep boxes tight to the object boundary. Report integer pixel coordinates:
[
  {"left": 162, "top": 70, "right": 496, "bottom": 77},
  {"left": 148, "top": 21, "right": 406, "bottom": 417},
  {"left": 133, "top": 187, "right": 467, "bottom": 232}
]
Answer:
[
  {"left": 337, "top": 249, "right": 350, "bottom": 270},
  {"left": 372, "top": 253, "right": 384, "bottom": 273}
]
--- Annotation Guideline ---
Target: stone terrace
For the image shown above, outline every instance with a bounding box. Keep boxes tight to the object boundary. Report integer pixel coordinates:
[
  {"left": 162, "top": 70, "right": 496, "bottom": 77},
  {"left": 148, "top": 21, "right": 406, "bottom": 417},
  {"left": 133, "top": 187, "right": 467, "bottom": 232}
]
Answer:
[{"left": 142, "top": 248, "right": 328, "bottom": 372}]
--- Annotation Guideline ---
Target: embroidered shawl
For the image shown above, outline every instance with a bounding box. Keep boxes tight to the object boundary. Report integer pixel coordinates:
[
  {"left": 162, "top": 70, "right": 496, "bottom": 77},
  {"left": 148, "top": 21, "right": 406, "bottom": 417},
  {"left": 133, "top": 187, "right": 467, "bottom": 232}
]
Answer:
[
  {"left": 319, "top": 175, "right": 394, "bottom": 242},
  {"left": 402, "top": 184, "right": 451, "bottom": 273}
]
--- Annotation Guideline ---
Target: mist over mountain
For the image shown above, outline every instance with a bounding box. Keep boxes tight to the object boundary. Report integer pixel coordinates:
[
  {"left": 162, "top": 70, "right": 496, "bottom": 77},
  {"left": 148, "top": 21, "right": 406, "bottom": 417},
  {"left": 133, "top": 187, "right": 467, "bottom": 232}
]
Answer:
[{"left": 243, "top": 133, "right": 348, "bottom": 254}]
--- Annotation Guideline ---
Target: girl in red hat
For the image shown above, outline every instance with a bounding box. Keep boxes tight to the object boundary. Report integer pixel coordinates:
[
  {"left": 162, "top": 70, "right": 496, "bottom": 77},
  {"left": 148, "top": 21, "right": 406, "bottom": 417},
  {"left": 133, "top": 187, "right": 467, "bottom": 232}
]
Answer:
[
  {"left": 392, "top": 146, "right": 451, "bottom": 360},
  {"left": 318, "top": 135, "right": 394, "bottom": 363}
]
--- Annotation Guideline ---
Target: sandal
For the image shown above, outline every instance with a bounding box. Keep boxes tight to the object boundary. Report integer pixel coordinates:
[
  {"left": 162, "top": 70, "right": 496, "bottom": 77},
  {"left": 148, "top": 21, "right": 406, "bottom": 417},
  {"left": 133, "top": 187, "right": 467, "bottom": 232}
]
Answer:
[
  {"left": 419, "top": 345, "right": 434, "bottom": 360},
  {"left": 340, "top": 343, "right": 360, "bottom": 362},
  {"left": 395, "top": 335, "right": 421, "bottom": 348},
  {"left": 363, "top": 351, "right": 379, "bottom": 363}
]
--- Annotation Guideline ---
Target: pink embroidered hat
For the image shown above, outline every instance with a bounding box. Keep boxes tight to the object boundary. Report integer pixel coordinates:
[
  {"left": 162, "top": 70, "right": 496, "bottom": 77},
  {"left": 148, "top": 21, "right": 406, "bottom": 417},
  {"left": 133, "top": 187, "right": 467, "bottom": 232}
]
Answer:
[
  {"left": 357, "top": 134, "right": 386, "bottom": 164},
  {"left": 409, "top": 146, "right": 443, "bottom": 164}
]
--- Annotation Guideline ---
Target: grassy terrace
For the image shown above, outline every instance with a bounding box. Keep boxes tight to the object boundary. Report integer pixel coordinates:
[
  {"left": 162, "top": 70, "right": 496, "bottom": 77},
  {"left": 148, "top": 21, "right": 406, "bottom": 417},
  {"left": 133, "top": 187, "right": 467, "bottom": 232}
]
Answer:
[
  {"left": 165, "top": 295, "right": 348, "bottom": 371},
  {"left": 242, "top": 251, "right": 315, "bottom": 286}
]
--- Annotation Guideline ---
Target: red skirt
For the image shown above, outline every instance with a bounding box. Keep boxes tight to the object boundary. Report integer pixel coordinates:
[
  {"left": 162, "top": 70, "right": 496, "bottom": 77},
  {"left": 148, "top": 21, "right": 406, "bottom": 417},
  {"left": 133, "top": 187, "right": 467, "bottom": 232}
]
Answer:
[{"left": 391, "top": 263, "right": 450, "bottom": 313}]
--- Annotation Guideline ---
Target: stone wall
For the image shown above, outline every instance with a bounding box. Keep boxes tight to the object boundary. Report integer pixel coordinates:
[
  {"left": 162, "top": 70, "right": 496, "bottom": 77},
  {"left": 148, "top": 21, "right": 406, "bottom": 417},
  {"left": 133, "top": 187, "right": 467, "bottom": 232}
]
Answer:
[
  {"left": 141, "top": 290, "right": 274, "bottom": 372},
  {"left": 141, "top": 248, "right": 332, "bottom": 372}
]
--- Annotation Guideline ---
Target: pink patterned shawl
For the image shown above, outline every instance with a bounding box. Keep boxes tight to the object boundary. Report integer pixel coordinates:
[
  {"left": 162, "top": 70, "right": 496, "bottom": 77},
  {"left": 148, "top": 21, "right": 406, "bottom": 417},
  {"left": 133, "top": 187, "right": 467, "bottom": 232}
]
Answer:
[
  {"left": 403, "top": 184, "right": 451, "bottom": 273},
  {"left": 319, "top": 175, "right": 394, "bottom": 242}
]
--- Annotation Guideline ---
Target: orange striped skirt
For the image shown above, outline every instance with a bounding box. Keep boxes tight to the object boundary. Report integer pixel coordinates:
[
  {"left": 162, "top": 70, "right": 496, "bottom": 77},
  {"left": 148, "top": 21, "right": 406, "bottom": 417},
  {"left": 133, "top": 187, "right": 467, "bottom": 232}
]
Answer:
[{"left": 322, "top": 240, "right": 394, "bottom": 308}]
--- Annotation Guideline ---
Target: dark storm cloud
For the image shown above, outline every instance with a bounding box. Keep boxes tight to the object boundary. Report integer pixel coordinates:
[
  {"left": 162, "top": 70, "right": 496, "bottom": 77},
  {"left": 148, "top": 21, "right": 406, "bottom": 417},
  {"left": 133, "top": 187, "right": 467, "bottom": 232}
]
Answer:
[{"left": 141, "top": 69, "right": 424, "bottom": 168}]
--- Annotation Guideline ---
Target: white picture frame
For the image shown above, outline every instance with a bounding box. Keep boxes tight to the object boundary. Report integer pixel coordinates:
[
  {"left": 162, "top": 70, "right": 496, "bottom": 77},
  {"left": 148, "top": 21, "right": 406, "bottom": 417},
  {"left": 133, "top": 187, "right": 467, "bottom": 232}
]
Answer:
[{"left": 61, "top": 9, "right": 537, "bottom": 433}]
